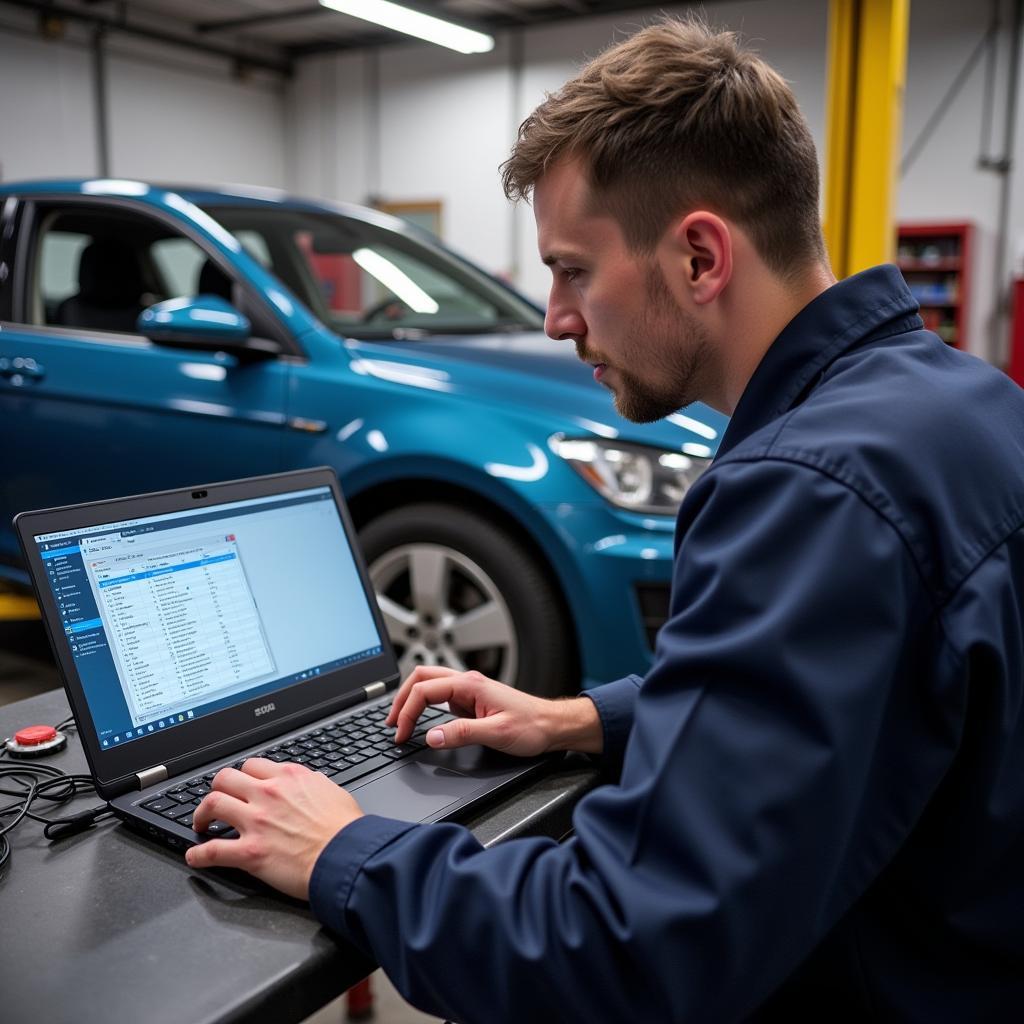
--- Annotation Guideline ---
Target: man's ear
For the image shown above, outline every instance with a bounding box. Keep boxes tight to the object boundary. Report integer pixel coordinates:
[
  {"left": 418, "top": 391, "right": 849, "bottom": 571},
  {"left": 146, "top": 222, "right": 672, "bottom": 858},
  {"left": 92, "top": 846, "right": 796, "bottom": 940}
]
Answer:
[{"left": 665, "top": 211, "right": 733, "bottom": 305}]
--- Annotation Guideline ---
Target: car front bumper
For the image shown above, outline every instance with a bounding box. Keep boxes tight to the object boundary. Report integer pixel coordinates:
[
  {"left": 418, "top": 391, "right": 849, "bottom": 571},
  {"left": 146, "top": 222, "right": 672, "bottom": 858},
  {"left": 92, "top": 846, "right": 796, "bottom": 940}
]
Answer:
[{"left": 537, "top": 502, "right": 676, "bottom": 688}]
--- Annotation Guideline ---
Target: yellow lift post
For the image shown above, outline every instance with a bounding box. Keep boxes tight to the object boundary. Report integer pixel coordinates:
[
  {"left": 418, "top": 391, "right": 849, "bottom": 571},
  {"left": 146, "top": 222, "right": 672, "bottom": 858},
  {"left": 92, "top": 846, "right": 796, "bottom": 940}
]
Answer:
[
  {"left": 824, "top": 0, "right": 911, "bottom": 279},
  {"left": 0, "top": 586, "right": 39, "bottom": 622}
]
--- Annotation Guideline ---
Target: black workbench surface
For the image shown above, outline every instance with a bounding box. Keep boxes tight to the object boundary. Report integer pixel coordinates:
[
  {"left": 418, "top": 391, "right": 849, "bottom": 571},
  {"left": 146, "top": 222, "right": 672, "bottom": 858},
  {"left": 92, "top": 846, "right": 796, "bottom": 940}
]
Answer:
[{"left": 0, "top": 688, "right": 601, "bottom": 1024}]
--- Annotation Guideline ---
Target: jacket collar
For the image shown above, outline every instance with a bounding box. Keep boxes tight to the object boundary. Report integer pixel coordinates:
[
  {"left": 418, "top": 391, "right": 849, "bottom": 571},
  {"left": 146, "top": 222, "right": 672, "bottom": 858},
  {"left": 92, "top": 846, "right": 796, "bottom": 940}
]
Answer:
[{"left": 714, "top": 264, "right": 922, "bottom": 460}]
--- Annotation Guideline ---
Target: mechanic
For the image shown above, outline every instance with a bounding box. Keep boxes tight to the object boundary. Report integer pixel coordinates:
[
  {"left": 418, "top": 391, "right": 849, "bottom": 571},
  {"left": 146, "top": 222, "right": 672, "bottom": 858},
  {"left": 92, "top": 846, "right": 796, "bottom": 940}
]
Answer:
[{"left": 187, "top": 18, "right": 1024, "bottom": 1021}]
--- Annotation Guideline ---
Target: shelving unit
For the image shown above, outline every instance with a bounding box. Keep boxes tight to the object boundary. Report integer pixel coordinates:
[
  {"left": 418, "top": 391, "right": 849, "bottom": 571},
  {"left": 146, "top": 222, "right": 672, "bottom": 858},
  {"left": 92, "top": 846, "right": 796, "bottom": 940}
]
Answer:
[{"left": 896, "top": 222, "right": 972, "bottom": 349}]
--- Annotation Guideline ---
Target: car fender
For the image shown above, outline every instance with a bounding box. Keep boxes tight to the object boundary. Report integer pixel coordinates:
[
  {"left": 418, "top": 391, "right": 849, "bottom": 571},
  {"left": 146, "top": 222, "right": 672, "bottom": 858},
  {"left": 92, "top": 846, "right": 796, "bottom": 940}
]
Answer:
[{"left": 341, "top": 449, "right": 593, "bottom": 632}]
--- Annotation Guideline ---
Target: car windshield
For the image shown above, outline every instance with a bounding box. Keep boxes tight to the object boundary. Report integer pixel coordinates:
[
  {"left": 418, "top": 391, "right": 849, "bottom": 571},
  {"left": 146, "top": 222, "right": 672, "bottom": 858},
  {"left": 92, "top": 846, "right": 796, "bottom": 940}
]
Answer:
[{"left": 202, "top": 205, "right": 543, "bottom": 340}]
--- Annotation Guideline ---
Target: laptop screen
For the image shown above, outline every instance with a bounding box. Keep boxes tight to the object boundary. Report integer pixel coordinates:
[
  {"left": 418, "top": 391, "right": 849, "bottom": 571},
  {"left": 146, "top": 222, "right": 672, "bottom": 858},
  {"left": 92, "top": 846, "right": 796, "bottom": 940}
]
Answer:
[{"left": 32, "top": 485, "right": 384, "bottom": 752}]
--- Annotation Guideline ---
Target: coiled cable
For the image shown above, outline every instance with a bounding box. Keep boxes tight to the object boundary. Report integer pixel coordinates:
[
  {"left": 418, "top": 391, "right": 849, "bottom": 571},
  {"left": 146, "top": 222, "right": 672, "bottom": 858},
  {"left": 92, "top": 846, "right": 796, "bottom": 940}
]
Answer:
[{"left": 0, "top": 718, "right": 111, "bottom": 874}]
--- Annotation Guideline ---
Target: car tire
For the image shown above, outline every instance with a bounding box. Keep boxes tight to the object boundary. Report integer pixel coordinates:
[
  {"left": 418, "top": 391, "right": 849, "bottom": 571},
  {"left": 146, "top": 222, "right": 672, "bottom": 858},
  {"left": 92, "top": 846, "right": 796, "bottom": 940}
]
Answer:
[{"left": 359, "top": 503, "right": 574, "bottom": 697}]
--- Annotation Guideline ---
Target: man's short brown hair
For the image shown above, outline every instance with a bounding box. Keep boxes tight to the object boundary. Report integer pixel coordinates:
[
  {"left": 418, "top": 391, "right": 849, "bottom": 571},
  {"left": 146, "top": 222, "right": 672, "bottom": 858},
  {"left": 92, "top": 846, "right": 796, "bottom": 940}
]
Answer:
[{"left": 501, "top": 18, "right": 826, "bottom": 276}]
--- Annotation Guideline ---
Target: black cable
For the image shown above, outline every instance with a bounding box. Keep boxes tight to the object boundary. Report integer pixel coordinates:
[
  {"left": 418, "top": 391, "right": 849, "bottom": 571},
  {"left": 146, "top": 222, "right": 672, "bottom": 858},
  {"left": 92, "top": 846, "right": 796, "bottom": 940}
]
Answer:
[{"left": 0, "top": 756, "right": 111, "bottom": 875}]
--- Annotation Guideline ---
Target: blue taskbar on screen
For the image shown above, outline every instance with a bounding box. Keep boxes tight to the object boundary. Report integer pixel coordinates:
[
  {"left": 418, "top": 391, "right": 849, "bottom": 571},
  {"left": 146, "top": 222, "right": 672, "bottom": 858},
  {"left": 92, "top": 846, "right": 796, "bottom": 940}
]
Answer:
[{"left": 98, "top": 645, "right": 384, "bottom": 748}]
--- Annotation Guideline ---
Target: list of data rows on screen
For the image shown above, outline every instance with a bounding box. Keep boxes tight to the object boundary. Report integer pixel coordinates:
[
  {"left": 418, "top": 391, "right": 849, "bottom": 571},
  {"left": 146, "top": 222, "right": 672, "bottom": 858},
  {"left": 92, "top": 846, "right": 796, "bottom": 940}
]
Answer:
[{"left": 84, "top": 533, "right": 275, "bottom": 725}]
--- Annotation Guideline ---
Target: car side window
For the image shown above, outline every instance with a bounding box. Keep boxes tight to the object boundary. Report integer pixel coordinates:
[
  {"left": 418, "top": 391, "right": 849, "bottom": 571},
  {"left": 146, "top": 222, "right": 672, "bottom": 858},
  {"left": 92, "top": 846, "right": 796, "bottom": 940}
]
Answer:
[
  {"left": 38, "top": 229, "right": 91, "bottom": 321},
  {"left": 203, "top": 204, "right": 540, "bottom": 340},
  {"left": 294, "top": 230, "right": 498, "bottom": 328},
  {"left": 30, "top": 205, "right": 240, "bottom": 335},
  {"left": 233, "top": 229, "right": 273, "bottom": 268},
  {"left": 150, "top": 237, "right": 206, "bottom": 298}
]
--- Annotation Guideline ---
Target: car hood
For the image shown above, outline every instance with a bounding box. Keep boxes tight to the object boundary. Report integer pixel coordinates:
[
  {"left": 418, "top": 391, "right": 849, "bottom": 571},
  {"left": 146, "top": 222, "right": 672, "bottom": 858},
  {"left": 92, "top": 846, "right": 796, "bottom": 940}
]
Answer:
[{"left": 344, "top": 331, "right": 729, "bottom": 454}]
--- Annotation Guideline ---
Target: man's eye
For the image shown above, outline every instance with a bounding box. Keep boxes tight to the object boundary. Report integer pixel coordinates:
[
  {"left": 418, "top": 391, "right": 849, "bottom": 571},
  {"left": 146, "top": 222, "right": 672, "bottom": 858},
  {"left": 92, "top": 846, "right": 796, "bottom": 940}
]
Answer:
[{"left": 563, "top": 267, "right": 583, "bottom": 282}]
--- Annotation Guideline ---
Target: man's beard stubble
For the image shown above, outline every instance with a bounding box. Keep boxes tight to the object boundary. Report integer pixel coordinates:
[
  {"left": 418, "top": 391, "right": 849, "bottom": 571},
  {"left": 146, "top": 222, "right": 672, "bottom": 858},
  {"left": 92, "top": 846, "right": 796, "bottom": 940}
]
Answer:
[{"left": 581, "top": 269, "right": 713, "bottom": 424}]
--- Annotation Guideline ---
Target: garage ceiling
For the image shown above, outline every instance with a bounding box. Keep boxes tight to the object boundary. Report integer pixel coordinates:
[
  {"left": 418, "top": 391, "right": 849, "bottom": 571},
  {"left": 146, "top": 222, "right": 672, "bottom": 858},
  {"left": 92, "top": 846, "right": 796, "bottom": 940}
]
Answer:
[{"left": 2, "top": 0, "right": 675, "bottom": 71}]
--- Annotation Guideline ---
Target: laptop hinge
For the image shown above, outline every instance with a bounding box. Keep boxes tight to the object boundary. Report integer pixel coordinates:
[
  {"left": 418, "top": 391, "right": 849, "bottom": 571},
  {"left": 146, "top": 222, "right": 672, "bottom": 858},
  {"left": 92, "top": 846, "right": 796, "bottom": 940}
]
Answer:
[
  {"left": 363, "top": 680, "right": 387, "bottom": 700},
  {"left": 136, "top": 765, "right": 169, "bottom": 790}
]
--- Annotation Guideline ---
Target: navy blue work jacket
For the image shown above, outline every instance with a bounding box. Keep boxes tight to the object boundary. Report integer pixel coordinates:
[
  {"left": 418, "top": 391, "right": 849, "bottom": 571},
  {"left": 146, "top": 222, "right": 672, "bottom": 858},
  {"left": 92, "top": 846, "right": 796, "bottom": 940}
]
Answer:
[{"left": 310, "top": 265, "right": 1024, "bottom": 1022}]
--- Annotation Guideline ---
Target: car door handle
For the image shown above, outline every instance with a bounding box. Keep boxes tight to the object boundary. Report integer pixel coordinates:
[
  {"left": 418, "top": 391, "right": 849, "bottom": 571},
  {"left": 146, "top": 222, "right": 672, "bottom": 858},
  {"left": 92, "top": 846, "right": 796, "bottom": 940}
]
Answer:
[{"left": 0, "top": 356, "right": 45, "bottom": 385}]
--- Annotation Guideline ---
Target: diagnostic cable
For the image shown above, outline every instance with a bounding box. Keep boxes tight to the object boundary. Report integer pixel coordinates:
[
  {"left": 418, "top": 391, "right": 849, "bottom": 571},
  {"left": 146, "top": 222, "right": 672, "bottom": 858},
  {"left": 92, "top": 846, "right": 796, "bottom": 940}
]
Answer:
[{"left": 0, "top": 716, "right": 113, "bottom": 875}]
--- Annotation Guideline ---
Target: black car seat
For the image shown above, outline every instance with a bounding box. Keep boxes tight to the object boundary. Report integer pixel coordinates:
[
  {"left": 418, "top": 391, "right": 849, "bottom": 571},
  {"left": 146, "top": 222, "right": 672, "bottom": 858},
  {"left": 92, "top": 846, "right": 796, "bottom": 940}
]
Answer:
[
  {"left": 196, "top": 258, "right": 234, "bottom": 302},
  {"left": 55, "top": 238, "right": 147, "bottom": 333}
]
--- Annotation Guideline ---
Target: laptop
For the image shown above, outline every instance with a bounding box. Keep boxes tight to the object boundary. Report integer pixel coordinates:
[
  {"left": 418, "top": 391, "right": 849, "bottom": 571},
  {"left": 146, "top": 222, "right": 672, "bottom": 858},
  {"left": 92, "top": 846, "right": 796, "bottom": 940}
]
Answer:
[{"left": 15, "top": 467, "right": 547, "bottom": 851}]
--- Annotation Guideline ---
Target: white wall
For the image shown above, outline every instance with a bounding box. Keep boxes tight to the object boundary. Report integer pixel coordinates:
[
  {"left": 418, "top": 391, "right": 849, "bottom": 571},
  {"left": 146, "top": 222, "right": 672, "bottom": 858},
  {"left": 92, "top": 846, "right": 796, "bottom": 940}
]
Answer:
[
  {"left": 287, "top": 38, "right": 519, "bottom": 290},
  {"left": 288, "top": 0, "right": 1024, "bottom": 363},
  {"left": 4, "top": 1, "right": 1023, "bottom": 361},
  {"left": 898, "top": 0, "right": 1022, "bottom": 362},
  {"left": 106, "top": 40, "right": 286, "bottom": 188},
  {"left": 286, "top": 0, "right": 830, "bottom": 304},
  {"left": 0, "top": 14, "right": 287, "bottom": 189},
  {"left": 0, "top": 27, "right": 98, "bottom": 181},
  {"left": 286, "top": 48, "right": 370, "bottom": 201},
  {"left": 379, "top": 38, "right": 517, "bottom": 283}
]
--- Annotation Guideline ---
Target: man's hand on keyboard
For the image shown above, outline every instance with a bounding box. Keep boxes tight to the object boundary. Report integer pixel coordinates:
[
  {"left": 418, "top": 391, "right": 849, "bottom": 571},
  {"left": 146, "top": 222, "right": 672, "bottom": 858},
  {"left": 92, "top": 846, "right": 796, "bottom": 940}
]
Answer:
[
  {"left": 186, "top": 759, "right": 362, "bottom": 899},
  {"left": 386, "top": 667, "right": 604, "bottom": 757}
]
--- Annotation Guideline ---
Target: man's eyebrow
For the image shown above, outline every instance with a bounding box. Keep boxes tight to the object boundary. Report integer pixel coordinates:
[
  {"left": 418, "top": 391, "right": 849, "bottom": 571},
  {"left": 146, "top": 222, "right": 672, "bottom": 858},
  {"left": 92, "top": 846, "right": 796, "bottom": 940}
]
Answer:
[{"left": 542, "top": 251, "right": 582, "bottom": 266}]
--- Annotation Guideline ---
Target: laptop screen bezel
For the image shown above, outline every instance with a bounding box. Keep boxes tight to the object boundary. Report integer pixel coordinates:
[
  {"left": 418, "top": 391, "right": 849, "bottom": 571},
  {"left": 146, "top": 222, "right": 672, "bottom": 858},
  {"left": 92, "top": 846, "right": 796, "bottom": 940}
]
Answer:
[{"left": 15, "top": 467, "right": 400, "bottom": 795}]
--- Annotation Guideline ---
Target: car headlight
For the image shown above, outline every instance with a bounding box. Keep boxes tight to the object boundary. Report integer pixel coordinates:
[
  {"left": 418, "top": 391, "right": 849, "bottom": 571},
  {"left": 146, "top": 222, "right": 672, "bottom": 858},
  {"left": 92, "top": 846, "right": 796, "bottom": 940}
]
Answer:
[{"left": 549, "top": 435, "right": 711, "bottom": 514}]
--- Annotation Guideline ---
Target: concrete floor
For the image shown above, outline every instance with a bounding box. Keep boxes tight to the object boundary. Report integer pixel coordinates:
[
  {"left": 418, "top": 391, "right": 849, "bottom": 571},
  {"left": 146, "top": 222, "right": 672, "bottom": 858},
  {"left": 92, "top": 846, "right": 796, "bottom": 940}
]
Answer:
[{"left": 0, "top": 606, "right": 440, "bottom": 1024}]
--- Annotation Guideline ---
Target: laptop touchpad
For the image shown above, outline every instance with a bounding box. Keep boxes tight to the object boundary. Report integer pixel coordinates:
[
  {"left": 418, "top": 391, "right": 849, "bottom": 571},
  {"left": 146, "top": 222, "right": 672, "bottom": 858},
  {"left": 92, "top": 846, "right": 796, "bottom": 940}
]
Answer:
[{"left": 349, "top": 762, "right": 486, "bottom": 822}]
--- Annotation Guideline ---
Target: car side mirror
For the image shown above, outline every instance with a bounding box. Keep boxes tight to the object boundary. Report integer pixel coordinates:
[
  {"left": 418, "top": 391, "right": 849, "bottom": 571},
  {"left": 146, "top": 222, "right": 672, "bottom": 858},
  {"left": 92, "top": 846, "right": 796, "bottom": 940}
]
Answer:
[{"left": 137, "top": 296, "right": 280, "bottom": 360}]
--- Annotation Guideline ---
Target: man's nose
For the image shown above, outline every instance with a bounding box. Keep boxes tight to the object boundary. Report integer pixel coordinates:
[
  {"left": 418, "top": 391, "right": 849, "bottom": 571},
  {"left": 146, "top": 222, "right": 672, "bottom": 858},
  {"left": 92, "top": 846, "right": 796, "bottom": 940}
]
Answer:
[{"left": 544, "top": 297, "right": 586, "bottom": 344}]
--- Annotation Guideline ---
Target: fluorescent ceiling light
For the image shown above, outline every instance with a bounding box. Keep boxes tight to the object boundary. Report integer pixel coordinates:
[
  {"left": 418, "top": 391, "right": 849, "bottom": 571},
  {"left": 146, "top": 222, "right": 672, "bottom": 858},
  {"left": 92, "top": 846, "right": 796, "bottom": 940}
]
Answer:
[{"left": 319, "top": 0, "right": 494, "bottom": 54}]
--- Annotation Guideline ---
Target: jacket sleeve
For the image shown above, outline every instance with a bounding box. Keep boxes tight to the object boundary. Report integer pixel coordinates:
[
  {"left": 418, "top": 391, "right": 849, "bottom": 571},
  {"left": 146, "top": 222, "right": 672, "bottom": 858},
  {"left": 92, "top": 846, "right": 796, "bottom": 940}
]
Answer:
[
  {"left": 582, "top": 672, "right": 642, "bottom": 768},
  {"left": 309, "top": 457, "right": 949, "bottom": 1023}
]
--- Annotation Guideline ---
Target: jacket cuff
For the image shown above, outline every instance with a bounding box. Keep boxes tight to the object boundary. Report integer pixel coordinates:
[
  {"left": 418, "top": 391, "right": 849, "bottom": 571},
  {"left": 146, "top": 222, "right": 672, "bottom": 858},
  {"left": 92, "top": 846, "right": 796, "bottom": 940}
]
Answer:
[
  {"left": 309, "top": 814, "right": 418, "bottom": 938},
  {"left": 583, "top": 674, "right": 642, "bottom": 765}
]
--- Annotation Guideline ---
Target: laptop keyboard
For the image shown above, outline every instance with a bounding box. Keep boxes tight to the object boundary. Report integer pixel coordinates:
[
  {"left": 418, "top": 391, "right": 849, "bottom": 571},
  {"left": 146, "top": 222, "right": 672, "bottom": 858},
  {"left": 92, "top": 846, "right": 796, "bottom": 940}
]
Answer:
[{"left": 139, "top": 703, "right": 455, "bottom": 835}]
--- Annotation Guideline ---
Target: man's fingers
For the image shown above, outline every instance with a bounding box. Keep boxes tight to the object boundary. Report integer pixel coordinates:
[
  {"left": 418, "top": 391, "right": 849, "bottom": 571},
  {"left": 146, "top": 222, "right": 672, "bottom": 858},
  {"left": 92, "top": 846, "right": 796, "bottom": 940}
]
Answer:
[
  {"left": 199, "top": 761, "right": 294, "bottom": 832},
  {"left": 395, "top": 678, "right": 458, "bottom": 737},
  {"left": 393, "top": 676, "right": 481, "bottom": 742},
  {"left": 210, "top": 765, "right": 264, "bottom": 800},
  {"left": 388, "top": 665, "right": 457, "bottom": 721},
  {"left": 192, "top": 789, "right": 251, "bottom": 834},
  {"left": 386, "top": 665, "right": 460, "bottom": 725},
  {"left": 186, "top": 836, "right": 248, "bottom": 870},
  {"left": 239, "top": 757, "right": 291, "bottom": 780},
  {"left": 424, "top": 711, "right": 507, "bottom": 751}
]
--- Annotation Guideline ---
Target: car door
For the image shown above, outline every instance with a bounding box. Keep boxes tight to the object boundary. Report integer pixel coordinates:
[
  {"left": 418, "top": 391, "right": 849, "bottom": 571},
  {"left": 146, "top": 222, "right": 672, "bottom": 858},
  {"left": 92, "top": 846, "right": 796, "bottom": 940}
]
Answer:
[{"left": 0, "top": 195, "right": 293, "bottom": 571}]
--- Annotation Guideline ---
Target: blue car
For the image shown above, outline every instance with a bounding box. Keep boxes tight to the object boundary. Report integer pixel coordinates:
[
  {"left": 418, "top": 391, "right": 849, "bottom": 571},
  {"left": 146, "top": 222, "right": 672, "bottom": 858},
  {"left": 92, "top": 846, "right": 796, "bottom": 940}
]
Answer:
[{"left": 0, "top": 179, "right": 726, "bottom": 695}]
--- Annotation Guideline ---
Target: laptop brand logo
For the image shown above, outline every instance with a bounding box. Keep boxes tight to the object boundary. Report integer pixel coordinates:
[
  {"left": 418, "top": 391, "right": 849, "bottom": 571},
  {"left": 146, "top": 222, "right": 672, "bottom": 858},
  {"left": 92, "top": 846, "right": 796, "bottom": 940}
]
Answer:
[{"left": 254, "top": 702, "right": 277, "bottom": 718}]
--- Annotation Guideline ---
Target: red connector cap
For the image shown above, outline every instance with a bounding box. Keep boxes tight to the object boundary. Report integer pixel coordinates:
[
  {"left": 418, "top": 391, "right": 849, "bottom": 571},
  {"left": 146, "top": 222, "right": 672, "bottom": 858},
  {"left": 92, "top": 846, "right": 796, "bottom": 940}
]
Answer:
[{"left": 13, "top": 725, "right": 58, "bottom": 747}]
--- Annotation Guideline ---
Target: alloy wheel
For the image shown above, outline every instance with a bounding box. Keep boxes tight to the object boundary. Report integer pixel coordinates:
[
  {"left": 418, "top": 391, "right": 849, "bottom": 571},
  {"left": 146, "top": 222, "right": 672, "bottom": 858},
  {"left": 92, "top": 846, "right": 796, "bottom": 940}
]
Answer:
[{"left": 369, "top": 542, "right": 518, "bottom": 684}]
